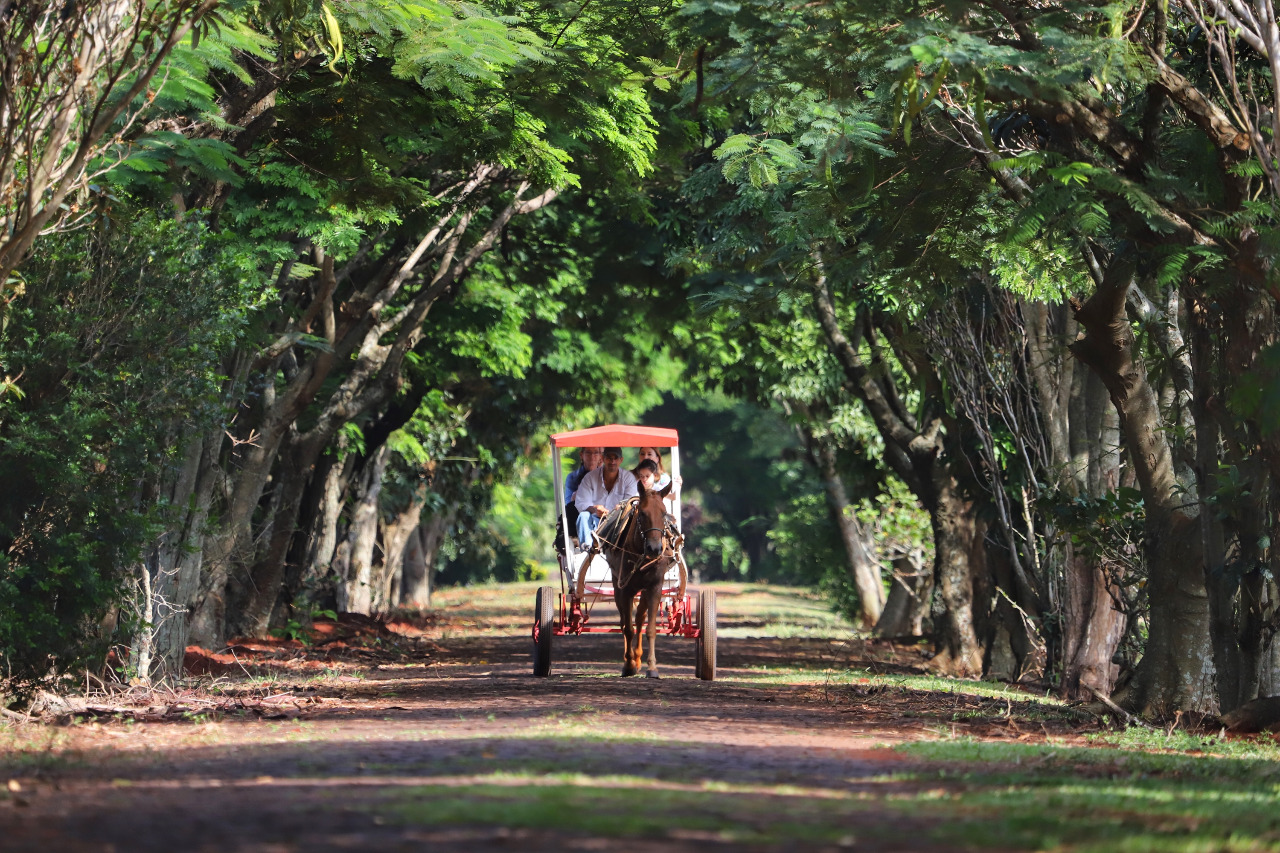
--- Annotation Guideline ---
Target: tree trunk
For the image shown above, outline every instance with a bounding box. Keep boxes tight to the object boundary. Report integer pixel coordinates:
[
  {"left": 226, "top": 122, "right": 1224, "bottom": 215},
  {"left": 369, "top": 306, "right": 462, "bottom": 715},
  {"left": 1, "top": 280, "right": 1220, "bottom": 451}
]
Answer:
[
  {"left": 929, "top": 463, "right": 984, "bottom": 677},
  {"left": 1060, "top": 542, "right": 1125, "bottom": 699},
  {"left": 805, "top": 263, "right": 983, "bottom": 672},
  {"left": 1027, "top": 301, "right": 1128, "bottom": 698},
  {"left": 874, "top": 553, "right": 932, "bottom": 637},
  {"left": 338, "top": 445, "right": 391, "bottom": 615},
  {"left": 145, "top": 425, "right": 224, "bottom": 675},
  {"left": 403, "top": 507, "right": 455, "bottom": 607},
  {"left": 795, "top": 415, "right": 884, "bottom": 626},
  {"left": 1072, "top": 256, "right": 1215, "bottom": 716},
  {"left": 1063, "top": 366, "right": 1126, "bottom": 698},
  {"left": 232, "top": 429, "right": 322, "bottom": 636},
  {"left": 283, "top": 449, "right": 355, "bottom": 614},
  {"left": 376, "top": 485, "right": 425, "bottom": 612}
]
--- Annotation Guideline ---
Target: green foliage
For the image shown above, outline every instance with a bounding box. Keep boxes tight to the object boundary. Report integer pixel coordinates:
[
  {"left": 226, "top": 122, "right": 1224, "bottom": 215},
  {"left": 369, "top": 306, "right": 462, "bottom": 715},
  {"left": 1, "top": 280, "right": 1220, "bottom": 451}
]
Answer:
[
  {"left": 853, "top": 477, "right": 933, "bottom": 568},
  {"left": 1228, "top": 342, "right": 1280, "bottom": 434},
  {"left": 769, "top": 492, "right": 849, "bottom": 597},
  {"left": 643, "top": 391, "right": 820, "bottom": 583},
  {"left": 0, "top": 212, "right": 264, "bottom": 700}
]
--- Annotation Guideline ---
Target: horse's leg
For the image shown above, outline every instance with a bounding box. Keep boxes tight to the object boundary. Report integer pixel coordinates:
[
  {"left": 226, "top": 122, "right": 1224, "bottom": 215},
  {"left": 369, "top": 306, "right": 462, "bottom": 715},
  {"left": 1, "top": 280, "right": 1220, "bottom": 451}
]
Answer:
[
  {"left": 634, "top": 588, "right": 648, "bottom": 677},
  {"left": 617, "top": 588, "right": 638, "bottom": 676},
  {"left": 628, "top": 589, "right": 645, "bottom": 675},
  {"left": 643, "top": 585, "right": 661, "bottom": 678}
]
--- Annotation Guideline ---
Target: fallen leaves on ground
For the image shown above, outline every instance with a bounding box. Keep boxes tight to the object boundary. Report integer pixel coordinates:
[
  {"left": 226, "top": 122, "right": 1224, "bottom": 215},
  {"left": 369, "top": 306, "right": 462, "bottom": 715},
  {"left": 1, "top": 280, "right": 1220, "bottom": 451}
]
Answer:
[{"left": 184, "top": 611, "right": 443, "bottom": 678}]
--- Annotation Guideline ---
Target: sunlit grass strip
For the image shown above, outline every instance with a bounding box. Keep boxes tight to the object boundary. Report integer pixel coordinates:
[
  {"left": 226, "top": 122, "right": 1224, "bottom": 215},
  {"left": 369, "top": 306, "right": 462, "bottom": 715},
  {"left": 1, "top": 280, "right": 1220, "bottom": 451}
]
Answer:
[
  {"left": 901, "top": 737, "right": 1280, "bottom": 772},
  {"left": 876, "top": 740, "right": 1280, "bottom": 850},
  {"left": 1090, "top": 725, "right": 1280, "bottom": 760},
  {"left": 372, "top": 771, "right": 890, "bottom": 845},
  {"left": 370, "top": 764, "right": 1280, "bottom": 851},
  {"left": 377, "top": 769, "right": 869, "bottom": 797},
  {"left": 721, "top": 665, "right": 1071, "bottom": 704}
]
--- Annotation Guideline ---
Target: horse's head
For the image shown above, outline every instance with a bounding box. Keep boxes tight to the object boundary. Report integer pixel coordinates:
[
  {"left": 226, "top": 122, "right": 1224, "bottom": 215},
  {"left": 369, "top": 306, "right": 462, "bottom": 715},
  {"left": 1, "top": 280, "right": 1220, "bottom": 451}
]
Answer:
[{"left": 635, "top": 479, "right": 672, "bottom": 559}]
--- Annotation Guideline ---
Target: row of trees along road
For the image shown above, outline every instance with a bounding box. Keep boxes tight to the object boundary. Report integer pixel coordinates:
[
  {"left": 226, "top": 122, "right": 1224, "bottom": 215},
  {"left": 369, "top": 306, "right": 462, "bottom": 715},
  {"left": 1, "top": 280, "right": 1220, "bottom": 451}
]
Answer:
[
  {"left": 670, "top": 0, "right": 1280, "bottom": 718},
  {"left": 0, "top": 0, "right": 678, "bottom": 695},
  {"left": 4, "top": 0, "right": 1280, "bottom": 721}
]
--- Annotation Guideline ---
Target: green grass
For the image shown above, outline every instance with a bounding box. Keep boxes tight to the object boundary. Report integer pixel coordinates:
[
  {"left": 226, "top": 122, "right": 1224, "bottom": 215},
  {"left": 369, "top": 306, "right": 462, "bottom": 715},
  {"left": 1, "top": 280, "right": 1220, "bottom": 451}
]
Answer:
[
  {"left": 889, "top": 739, "right": 1280, "bottom": 851},
  {"left": 1088, "top": 726, "right": 1280, "bottom": 760},
  {"left": 374, "top": 773, "right": 879, "bottom": 845},
  {"left": 714, "top": 583, "right": 856, "bottom": 638},
  {"left": 369, "top": 741, "right": 1280, "bottom": 852}
]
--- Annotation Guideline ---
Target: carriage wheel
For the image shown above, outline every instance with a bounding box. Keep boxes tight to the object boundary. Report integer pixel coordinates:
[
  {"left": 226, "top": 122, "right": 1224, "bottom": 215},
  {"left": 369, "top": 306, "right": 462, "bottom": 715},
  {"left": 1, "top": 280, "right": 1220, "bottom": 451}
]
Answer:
[
  {"left": 693, "top": 596, "right": 703, "bottom": 680},
  {"left": 533, "top": 586, "right": 555, "bottom": 677},
  {"left": 697, "top": 588, "right": 717, "bottom": 681}
]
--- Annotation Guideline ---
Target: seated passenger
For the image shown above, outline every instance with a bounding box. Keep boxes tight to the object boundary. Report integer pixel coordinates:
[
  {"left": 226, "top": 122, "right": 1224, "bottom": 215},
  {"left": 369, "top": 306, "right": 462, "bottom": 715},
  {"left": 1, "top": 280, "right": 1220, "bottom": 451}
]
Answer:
[
  {"left": 636, "top": 447, "right": 670, "bottom": 489},
  {"left": 637, "top": 446, "right": 681, "bottom": 513},
  {"left": 634, "top": 455, "right": 675, "bottom": 514},
  {"left": 563, "top": 446, "right": 601, "bottom": 535},
  {"left": 634, "top": 458, "right": 659, "bottom": 487},
  {"left": 575, "top": 446, "right": 638, "bottom": 547}
]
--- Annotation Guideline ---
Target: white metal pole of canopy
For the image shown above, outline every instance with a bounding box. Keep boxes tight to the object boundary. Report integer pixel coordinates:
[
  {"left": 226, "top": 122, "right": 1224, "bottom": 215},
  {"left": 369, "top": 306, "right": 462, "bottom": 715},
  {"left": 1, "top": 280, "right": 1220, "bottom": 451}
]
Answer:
[{"left": 550, "top": 424, "right": 681, "bottom": 558}]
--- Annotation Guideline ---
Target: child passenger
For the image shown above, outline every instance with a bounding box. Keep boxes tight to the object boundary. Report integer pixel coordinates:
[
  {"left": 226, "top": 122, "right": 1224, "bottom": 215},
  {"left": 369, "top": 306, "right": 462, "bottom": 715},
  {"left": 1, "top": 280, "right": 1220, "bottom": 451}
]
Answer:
[{"left": 634, "top": 459, "right": 676, "bottom": 516}]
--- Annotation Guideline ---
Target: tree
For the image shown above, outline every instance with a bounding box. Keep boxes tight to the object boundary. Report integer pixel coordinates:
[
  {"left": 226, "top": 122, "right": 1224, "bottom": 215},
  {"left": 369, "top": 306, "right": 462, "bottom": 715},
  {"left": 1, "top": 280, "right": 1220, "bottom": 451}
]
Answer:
[
  {"left": 667, "top": 0, "right": 1280, "bottom": 715},
  {"left": 0, "top": 211, "right": 262, "bottom": 696},
  {"left": 0, "top": 0, "right": 217, "bottom": 290}
]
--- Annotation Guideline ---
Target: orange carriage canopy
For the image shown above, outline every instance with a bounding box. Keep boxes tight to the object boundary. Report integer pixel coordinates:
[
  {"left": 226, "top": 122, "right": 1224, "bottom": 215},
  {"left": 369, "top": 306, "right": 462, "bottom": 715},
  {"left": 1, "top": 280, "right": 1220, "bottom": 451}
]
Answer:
[{"left": 550, "top": 424, "right": 679, "bottom": 448}]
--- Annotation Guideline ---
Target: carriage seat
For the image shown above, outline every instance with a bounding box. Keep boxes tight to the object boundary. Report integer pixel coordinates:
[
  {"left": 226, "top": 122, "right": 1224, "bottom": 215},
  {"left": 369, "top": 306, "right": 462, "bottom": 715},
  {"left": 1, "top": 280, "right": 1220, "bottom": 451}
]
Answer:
[
  {"left": 563, "top": 549, "right": 615, "bottom": 591},
  {"left": 561, "top": 547, "right": 683, "bottom": 595}
]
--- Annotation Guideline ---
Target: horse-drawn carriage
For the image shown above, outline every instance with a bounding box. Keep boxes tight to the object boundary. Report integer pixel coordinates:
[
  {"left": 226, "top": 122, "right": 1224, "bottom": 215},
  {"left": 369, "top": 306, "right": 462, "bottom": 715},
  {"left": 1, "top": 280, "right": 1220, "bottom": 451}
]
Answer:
[{"left": 531, "top": 425, "right": 717, "bottom": 680}]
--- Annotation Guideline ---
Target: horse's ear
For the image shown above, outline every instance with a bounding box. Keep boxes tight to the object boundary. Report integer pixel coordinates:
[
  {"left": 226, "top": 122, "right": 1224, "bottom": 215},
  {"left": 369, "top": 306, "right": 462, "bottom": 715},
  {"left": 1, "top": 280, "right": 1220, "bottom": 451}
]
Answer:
[
  {"left": 637, "top": 477, "right": 647, "bottom": 494},
  {"left": 658, "top": 482, "right": 672, "bottom": 498}
]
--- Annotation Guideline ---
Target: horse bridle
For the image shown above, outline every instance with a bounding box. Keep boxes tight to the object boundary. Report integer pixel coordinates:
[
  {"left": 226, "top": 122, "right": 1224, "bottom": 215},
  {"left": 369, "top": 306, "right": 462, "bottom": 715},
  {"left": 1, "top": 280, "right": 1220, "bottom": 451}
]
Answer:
[{"left": 605, "top": 506, "right": 675, "bottom": 589}]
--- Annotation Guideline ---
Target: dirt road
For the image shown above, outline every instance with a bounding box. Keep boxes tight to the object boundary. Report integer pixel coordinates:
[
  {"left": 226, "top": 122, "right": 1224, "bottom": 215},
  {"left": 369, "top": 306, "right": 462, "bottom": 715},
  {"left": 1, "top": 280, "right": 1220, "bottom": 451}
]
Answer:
[{"left": 0, "top": 584, "right": 1079, "bottom": 852}]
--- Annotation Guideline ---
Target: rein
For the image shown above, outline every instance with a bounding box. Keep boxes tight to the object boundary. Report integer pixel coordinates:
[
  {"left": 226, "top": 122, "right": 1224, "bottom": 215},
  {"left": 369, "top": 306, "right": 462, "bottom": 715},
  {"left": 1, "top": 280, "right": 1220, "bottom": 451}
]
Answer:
[{"left": 596, "top": 499, "right": 675, "bottom": 589}]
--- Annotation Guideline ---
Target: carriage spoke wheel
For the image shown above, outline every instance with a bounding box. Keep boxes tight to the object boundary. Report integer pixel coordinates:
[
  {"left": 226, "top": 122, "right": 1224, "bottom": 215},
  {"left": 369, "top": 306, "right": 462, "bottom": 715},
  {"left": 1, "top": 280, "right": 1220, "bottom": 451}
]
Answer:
[
  {"left": 533, "top": 586, "right": 554, "bottom": 677},
  {"left": 696, "top": 588, "right": 716, "bottom": 681},
  {"left": 693, "top": 595, "right": 703, "bottom": 679}
]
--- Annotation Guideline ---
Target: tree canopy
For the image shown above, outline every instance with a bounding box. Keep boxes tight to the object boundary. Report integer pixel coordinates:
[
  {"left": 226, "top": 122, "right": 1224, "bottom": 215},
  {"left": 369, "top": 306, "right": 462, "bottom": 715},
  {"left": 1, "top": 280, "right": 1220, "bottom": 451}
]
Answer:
[{"left": 4, "top": 0, "right": 1280, "bottom": 722}]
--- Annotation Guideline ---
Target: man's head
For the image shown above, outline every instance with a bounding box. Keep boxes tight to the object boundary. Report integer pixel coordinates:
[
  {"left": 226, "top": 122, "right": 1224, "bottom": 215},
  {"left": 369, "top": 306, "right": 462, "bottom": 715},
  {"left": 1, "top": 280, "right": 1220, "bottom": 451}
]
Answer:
[
  {"left": 578, "top": 447, "right": 603, "bottom": 471},
  {"left": 602, "top": 446, "right": 623, "bottom": 473}
]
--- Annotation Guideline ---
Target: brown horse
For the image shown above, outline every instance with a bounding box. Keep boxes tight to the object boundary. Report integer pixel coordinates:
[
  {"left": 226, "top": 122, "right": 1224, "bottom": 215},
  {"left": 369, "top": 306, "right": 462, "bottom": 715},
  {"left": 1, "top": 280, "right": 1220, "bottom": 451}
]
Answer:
[{"left": 582, "top": 480, "right": 675, "bottom": 677}]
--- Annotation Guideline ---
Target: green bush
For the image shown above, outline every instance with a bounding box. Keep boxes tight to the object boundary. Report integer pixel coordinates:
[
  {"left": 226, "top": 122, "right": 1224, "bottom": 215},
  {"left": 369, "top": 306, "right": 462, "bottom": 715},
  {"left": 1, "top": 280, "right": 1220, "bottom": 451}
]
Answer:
[{"left": 0, "top": 212, "right": 263, "bottom": 702}]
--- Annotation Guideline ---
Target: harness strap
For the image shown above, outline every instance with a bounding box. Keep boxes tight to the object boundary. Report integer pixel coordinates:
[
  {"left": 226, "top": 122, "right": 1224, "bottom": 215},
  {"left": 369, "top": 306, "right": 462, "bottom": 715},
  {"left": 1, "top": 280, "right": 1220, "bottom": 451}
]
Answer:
[{"left": 583, "top": 499, "right": 681, "bottom": 594}]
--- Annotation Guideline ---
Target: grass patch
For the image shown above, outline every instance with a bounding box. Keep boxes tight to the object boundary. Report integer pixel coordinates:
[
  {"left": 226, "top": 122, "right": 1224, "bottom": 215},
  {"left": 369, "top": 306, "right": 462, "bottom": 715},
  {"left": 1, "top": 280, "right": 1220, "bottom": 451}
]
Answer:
[
  {"left": 891, "top": 739, "right": 1280, "bottom": 851},
  {"left": 842, "top": 669, "right": 1065, "bottom": 703},
  {"left": 371, "top": 747, "right": 1280, "bottom": 852},
  {"left": 376, "top": 740, "right": 1280, "bottom": 850},
  {"left": 373, "top": 772, "right": 876, "bottom": 845},
  {"left": 1088, "top": 726, "right": 1280, "bottom": 760},
  {"left": 714, "top": 584, "right": 857, "bottom": 639}
]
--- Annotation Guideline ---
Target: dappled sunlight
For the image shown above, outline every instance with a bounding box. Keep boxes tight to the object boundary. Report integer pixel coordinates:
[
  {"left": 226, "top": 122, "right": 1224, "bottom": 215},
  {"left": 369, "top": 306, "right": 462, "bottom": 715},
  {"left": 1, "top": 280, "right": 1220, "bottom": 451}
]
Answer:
[{"left": 7, "top": 581, "right": 1280, "bottom": 852}]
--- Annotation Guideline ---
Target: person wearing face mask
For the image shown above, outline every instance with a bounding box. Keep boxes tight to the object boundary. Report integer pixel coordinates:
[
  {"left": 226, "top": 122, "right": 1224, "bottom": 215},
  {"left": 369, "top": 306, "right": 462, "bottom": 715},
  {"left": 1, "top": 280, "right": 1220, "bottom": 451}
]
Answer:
[{"left": 574, "top": 446, "right": 638, "bottom": 545}]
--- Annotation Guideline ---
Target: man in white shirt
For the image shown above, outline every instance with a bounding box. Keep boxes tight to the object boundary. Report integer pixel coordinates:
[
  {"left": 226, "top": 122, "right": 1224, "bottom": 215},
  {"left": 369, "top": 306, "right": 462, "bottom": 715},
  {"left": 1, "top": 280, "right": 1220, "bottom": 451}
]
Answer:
[{"left": 574, "top": 446, "right": 638, "bottom": 545}]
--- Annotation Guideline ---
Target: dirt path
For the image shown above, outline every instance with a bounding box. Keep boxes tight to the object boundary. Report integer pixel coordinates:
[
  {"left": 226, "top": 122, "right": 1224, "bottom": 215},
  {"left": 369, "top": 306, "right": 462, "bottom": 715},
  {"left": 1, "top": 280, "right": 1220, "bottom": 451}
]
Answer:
[{"left": 0, "top": 584, "right": 1071, "bottom": 852}]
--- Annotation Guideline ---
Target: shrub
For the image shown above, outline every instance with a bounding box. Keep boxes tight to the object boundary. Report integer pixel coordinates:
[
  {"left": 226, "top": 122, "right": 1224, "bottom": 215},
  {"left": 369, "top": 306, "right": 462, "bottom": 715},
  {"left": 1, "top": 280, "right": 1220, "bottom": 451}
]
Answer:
[{"left": 0, "top": 211, "right": 263, "bottom": 702}]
